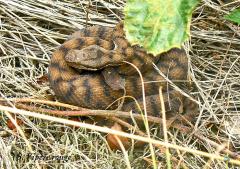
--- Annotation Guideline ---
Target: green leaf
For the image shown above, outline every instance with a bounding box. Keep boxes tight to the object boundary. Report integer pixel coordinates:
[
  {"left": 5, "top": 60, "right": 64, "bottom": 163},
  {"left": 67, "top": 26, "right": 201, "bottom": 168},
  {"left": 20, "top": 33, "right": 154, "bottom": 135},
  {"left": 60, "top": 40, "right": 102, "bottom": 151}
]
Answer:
[
  {"left": 225, "top": 8, "right": 240, "bottom": 24},
  {"left": 124, "top": 0, "right": 200, "bottom": 56}
]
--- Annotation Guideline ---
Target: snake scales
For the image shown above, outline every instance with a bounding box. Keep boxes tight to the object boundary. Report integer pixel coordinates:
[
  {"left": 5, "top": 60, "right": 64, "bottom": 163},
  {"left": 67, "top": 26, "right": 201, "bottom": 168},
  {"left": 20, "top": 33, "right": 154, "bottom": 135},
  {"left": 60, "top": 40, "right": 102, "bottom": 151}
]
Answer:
[{"left": 48, "top": 22, "right": 197, "bottom": 118}]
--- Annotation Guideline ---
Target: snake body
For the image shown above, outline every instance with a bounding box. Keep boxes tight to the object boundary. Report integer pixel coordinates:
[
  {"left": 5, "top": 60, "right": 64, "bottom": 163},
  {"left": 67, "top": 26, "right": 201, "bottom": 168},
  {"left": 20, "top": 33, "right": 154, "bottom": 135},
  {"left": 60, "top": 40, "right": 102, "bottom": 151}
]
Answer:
[{"left": 48, "top": 22, "right": 197, "bottom": 117}]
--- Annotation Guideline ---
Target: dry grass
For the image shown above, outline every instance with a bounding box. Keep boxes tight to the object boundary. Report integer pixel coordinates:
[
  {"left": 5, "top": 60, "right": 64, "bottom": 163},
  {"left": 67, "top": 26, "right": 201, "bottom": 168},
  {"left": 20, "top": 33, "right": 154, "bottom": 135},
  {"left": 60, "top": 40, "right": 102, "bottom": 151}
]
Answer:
[{"left": 0, "top": 0, "right": 240, "bottom": 168}]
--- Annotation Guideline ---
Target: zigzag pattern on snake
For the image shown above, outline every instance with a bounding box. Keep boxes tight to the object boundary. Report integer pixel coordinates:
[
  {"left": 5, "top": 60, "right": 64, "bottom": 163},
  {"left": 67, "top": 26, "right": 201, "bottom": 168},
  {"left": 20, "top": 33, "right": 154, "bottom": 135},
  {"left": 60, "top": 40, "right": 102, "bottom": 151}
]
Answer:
[{"left": 48, "top": 22, "right": 197, "bottom": 117}]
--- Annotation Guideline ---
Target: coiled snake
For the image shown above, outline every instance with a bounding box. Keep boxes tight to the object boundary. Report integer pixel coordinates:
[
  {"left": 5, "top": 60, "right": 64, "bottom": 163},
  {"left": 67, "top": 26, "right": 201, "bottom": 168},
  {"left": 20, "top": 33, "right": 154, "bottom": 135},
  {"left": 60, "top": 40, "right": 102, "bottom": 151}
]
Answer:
[{"left": 48, "top": 22, "right": 197, "bottom": 118}]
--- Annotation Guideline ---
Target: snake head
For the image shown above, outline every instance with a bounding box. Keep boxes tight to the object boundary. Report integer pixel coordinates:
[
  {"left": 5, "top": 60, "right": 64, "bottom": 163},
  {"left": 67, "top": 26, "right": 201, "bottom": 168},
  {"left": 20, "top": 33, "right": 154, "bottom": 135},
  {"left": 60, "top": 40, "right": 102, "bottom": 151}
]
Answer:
[
  {"left": 64, "top": 45, "right": 123, "bottom": 71},
  {"left": 64, "top": 45, "right": 104, "bottom": 70}
]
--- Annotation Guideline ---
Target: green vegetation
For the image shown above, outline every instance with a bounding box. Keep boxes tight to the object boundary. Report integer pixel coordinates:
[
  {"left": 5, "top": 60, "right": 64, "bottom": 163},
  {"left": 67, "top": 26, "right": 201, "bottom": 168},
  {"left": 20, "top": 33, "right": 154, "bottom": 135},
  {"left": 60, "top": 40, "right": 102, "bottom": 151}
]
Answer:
[{"left": 124, "top": 0, "right": 199, "bottom": 55}]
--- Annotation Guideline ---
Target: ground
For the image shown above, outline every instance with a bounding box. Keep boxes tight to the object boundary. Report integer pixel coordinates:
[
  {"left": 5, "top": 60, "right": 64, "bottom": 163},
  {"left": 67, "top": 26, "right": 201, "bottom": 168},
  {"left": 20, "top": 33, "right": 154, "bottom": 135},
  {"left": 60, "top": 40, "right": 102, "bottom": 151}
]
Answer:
[{"left": 0, "top": 0, "right": 240, "bottom": 168}]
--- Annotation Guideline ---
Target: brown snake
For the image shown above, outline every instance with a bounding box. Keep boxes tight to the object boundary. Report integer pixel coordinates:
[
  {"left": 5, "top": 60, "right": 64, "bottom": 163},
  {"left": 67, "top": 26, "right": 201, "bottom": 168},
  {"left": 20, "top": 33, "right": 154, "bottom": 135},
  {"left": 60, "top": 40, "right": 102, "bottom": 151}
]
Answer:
[{"left": 48, "top": 22, "right": 198, "bottom": 118}]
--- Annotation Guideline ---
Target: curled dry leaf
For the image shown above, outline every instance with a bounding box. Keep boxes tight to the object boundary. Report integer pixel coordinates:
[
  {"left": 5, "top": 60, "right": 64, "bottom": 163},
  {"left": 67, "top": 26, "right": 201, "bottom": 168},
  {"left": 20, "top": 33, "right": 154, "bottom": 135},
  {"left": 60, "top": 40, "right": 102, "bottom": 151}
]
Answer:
[
  {"left": 7, "top": 118, "right": 24, "bottom": 130},
  {"left": 106, "top": 122, "right": 131, "bottom": 150}
]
